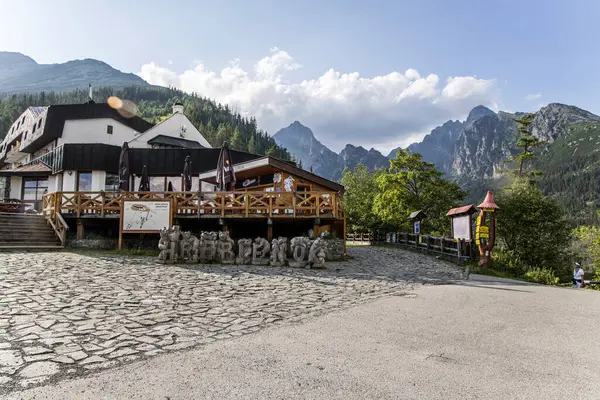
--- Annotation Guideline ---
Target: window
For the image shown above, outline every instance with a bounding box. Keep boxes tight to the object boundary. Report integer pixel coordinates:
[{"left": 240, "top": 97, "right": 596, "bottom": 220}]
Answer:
[
  {"left": 105, "top": 173, "right": 119, "bottom": 191},
  {"left": 149, "top": 176, "right": 165, "bottom": 192},
  {"left": 38, "top": 119, "right": 42, "bottom": 129},
  {"left": 23, "top": 177, "right": 49, "bottom": 201},
  {"left": 32, "top": 124, "right": 37, "bottom": 135},
  {"left": 168, "top": 177, "right": 182, "bottom": 191},
  {"left": 107, "top": 125, "right": 113, "bottom": 134},
  {"left": 77, "top": 172, "right": 92, "bottom": 191},
  {"left": 21, "top": 116, "right": 25, "bottom": 125}
]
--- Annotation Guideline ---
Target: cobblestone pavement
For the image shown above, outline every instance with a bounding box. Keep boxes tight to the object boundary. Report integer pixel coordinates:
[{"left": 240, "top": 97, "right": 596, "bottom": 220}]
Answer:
[{"left": 0, "top": 246, "right": 462, "bottom": 394}]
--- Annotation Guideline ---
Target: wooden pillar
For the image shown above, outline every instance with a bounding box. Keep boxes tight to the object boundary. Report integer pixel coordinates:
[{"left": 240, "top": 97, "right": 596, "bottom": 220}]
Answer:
[
  {"left": 313, "top": 218, "right": 320, "bottom": 239},
  {"left": 267, "top": 218, "right": 273, "bottom": 241},
  {"left": 76, "top": 219, "right": 84, "bottom": 240}
]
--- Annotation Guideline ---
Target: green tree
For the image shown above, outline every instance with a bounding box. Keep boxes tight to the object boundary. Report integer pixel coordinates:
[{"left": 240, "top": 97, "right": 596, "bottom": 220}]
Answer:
[
  {"left": 230, "top": 127, "right": 242, "bottom": 150},
  {"left": 265, "top": 145, "right": 278, "bottom": 157},
  {"left": 297, "top": 159, "right": 303, "bottom": 169},
  {"left": 505, "top": 113, "right": 541, "bottom": 177},
  {"left": 495, "top": 178, "right": 571, "bottom": 277},
  {"left": 571, "top": 224, "right": 600, "bottom": 272},
  {"left": 340, "top": 164, "right": 381, "bottom": 233},
  {"left": 247, "top": 134, "right": 256, "bottom": 154},
  {"left": 373, "top": 149, "right": 465, "bottom": 235}
]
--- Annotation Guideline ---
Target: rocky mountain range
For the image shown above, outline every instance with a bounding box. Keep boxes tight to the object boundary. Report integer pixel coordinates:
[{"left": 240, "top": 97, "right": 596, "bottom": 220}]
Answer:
[
  {"left": 272, "top": 121, "right": 390, "bottom": 181},
  {"left": 0, "top": 52, "right": 149, "bottom": 94},
  {"left": 273, "top": 103, "right": 600, "bottom": 224}
]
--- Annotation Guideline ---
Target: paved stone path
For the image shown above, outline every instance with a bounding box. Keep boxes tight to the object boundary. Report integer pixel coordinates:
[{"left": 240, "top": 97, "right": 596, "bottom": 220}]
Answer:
[{"left": 0, "top": 246, "right": 462, "bottom": 394}]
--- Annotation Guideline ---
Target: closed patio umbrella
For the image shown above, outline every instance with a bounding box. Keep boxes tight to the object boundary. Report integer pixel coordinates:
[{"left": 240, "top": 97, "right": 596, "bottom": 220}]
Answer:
[
  {"left": 216, "top": 142, "right": 236, "bottom": 191},
  {"left": 183, "top": 155, "right": 192, "bottom": 192},
  {"left": 167, "top": 181, "right": 174, "bottom": 192},
  {"left": 118, "top": 142, "right": 130, "bottom": 192},
  {"left": 138, "top": 165, "right": 150, "bottom": 192}
]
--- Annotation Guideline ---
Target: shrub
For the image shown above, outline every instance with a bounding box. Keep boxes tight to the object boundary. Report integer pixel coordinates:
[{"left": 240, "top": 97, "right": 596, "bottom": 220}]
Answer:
[{"left": 524, "top": 268, "right": 560, "bottom": 285}]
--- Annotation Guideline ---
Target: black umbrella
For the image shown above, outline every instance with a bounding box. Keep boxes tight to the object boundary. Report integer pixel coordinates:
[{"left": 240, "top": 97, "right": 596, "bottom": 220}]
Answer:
[
  {"left": 118, "top": 142, "right": 130, "bottom": 192},
  {"left": 216, "top": 142, "right": 236, "bottom": 191},
  {"left": 167, "top": 181, "right": 174, "bottom": 192},
  {"left": 183, "top": 155, "right": 192, "bottom": 192},
  {"left": 138, "top": 165, "right": 150, "bottom": 192}
]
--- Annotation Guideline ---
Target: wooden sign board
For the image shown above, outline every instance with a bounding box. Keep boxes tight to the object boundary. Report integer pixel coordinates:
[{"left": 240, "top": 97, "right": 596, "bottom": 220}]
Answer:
[{"left": 119, "top": 199, "right": 173, "bottom": 249}]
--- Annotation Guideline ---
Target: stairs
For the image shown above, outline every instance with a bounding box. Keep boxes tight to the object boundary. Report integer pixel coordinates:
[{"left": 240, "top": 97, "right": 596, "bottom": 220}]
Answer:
[{"left": 0, "top": 213, "right": 63, "bottom": 250}]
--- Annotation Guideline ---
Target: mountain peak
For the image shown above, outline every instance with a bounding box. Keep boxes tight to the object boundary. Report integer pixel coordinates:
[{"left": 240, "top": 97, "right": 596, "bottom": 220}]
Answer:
[
  {"left": 273, "top": 121, "right": 316, "bottom": 140},
  {"left": 0, "top": 52, "right": 148, "bottom": 94},
  {"left": 466, "top": 105, "right": 495, "bottom": 123}
]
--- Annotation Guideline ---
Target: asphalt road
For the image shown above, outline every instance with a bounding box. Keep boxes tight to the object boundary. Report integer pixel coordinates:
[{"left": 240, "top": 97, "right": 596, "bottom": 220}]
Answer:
[{"left": 9, "top": 276, "right": 600, "bottom": 400}]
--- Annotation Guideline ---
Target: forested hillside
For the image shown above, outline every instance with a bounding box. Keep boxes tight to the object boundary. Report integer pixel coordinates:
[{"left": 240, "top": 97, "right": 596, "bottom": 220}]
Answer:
[{"left": 0, "top": 86, "right": 292, "bottom": 160}]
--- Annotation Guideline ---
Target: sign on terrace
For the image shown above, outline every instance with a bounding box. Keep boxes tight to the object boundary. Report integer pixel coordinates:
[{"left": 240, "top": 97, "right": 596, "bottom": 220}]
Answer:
[{"left": 121, "top": 200, "right": 172, "bottom": 233}]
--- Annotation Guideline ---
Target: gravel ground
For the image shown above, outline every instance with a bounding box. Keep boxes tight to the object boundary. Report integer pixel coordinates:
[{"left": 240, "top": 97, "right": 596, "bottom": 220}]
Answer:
[{"left": 0, "top": 246, "right": 462, "bottom": 394}]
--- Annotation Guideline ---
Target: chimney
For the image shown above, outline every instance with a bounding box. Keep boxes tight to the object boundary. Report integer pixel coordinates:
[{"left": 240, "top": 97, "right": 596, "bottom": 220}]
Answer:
[{"left": 173, "top": 102, "right": 184, "bottom": 114}]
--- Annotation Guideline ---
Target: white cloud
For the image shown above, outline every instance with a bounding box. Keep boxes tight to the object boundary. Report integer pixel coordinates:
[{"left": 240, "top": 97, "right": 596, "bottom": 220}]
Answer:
[
  {"left": 138, "top": 49, "right": 498, "bottom": 153},
  {"left": 525, "top": 93, "right": 541, "bottom": 101}
]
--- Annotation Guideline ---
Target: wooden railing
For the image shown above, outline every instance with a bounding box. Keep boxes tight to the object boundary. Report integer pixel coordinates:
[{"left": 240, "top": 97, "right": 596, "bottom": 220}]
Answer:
[
  {"left": 347, "top": 231, "right": 474, "bottom": 262},
  {"left": 42, "top": 192, "right": 68, "bottom": 246},
  {"left": 42, "top": 191, "right": 343, "bottom": 220}
]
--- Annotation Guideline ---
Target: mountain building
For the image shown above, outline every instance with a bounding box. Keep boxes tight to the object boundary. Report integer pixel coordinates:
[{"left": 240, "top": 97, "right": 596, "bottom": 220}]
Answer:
[{"left": 0, "top": 99, "right": 344, "bottom": 247}]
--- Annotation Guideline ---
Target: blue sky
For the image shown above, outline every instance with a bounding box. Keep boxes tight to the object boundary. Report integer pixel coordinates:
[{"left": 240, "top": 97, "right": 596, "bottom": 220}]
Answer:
[{"left": 1, "top": 0, "right": 598, "bottom": 152}]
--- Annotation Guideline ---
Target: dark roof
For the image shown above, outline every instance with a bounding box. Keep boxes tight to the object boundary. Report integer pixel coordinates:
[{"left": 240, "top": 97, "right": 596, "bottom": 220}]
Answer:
[
  {"left": 446, "top": 204, "right": 477, "bottom": 217},
  {"left": 21, "top": 103, "right": 154, "bottom": 154},
  {"left": 147, "top": 135, "right": 204, "bottom": 149},
  {"left": 57, "top": 144, "right": 263, "bottom": 175},
  {"left": 408, "top": 210, "right": 426, "bottom": 220}
]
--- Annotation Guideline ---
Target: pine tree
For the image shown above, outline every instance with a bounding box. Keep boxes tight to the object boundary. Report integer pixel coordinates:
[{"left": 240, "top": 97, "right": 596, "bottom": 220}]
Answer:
[
  {"left": 230, "top": 127, "right": 242, "bottom": 150},
  {"left": 247, "top": 134, "right": 256, "bottom": 154},
  {"left": 505, "top": 113, "right": 541, "bottom": 177},
  {"left": 298, "top": 159, "right": 304, "bottom": 169}
]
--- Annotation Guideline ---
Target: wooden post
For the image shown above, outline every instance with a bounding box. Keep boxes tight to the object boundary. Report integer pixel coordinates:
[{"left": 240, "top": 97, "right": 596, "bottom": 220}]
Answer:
[
  {"left": 76, "top": 219, "right": 84, "bottom": 240},
  {"left": 343, "top": 215, "right": 347, "bottom": 258},
  {"left": 267, "top": 225, "right": 273, "bottom": 241}
]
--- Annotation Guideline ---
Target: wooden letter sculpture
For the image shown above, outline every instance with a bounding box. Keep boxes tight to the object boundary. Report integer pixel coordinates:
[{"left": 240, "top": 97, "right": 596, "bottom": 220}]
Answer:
[
  {"left": 289, "top": 236, "right": 310, "bottom": 268},
  {"left": 179, "top": 231, "right": 195, "bottom": 262},
  {"left": 157, "top": 228, "right": 172, "bottom": 264},
  {"left": 167, "top": 226, "right": 181, "bottom": 264},
  {"left": 252, "top": 237, "right": 270, "bottom": 265},
  {"left": 202, "top": 231, "right": 219, "bottom": 263},
  {"left": 270, "top": 237, "right": 288, "bottom": 267},
  {"left": 308, "top": 237, "right": 327, "bottom": 268},
  {"left": 217, "top": 231, "right": 236, "bottom": 264},
  {"left": 236, "top": 238, "right": 253, "bottom": 265}
]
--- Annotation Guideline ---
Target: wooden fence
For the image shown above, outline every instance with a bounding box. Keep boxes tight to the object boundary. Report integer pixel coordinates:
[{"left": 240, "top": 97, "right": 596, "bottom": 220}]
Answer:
[
  {"left": 346, "top": 231, "right": 474, "bottom": 262},
  {"left": 42, "top": 190, "right": 343, "bottom": 220}
]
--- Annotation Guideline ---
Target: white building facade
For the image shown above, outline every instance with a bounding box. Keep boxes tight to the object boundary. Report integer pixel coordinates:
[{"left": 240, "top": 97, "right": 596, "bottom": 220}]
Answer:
[{"left": 0, "top": 101, "right": 217, "bottom": 211}]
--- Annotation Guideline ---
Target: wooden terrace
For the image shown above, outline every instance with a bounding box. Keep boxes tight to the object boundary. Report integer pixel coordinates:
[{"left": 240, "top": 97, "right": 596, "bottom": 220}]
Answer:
[{"left": 42, "top": 190, "right": 343, "bottom": 220}]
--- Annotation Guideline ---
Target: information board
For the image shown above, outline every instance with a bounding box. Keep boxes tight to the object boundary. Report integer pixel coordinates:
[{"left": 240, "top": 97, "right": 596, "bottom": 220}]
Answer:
[
  {"left": 121, "top": 200, "right": 172, "bottom": 233},
  {"left": 452, "top": 215, "right": 472, "bottom": 240}
]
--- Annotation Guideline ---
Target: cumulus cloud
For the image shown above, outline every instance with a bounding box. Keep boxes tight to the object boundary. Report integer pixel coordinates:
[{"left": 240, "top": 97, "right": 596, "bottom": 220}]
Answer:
[
  {"left": 138, "top": 48, "right": 498, "bottom": 153},
  {"left": 525, "top": 93, "right": 542, "bottom": 101}
]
